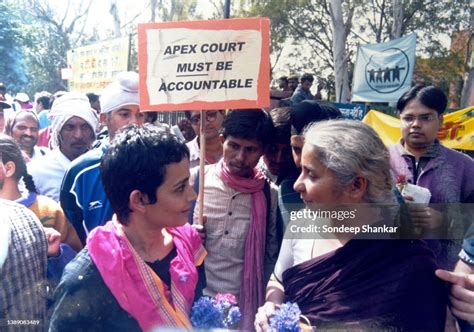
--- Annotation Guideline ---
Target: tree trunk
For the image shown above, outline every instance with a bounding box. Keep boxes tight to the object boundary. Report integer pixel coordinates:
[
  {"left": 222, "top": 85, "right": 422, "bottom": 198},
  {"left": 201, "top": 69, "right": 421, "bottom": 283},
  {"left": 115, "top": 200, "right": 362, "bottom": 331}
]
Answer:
[
  {"left": 460, "top": 9, "right": 474, "bottom": 108},
  {"left": 460, "top": 49, "right": 474, "bottom": 108},
  {"left": 150, "top": 0, "right": 158, "bottom": 22},
  {"left": 391, "top": 0, "right": 403, "bottom": 39},
  {"left": 110, "top": 0, "right": 121, "bottom": 37},
  {"left": 329, "top": 0, "right": 351, "bottom": 103}
]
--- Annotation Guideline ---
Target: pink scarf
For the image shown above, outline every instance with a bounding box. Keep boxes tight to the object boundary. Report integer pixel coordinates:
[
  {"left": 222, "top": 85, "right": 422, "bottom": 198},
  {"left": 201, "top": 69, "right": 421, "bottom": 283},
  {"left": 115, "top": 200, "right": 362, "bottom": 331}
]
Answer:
[
  {"left": 87, "top": 221, "right": 206, "bottom": 331},
  {"left": 219, "top": 161, "right": 267, "bottom": 329}
]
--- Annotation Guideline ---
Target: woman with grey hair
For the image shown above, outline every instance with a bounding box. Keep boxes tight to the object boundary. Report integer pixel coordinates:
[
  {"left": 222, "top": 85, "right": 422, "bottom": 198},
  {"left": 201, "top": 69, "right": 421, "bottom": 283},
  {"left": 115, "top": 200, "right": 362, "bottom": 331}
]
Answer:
[{"left": 255, "top": 120, "right": 446, "bottom": 331}]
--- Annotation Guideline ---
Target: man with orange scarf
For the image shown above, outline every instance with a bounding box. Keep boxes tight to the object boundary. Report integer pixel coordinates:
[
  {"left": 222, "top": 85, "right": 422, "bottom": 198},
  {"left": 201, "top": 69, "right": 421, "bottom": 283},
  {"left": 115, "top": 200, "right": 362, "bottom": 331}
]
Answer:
[
  {"left": 191, "top": 109, "right": 279, "bottom": 329},
  {"left": 50, "top": 124, "right": 206, "bottom": 331}
]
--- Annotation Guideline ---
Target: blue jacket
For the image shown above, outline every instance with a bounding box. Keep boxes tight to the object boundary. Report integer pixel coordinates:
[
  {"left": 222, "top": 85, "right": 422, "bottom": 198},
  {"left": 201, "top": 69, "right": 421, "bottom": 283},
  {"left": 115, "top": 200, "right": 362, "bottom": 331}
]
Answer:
[
  {"left": 290, "top": 85, "right": 313, "bottom": 105},
  {"left": 60, "top": 142, "right": 112, "bottom": 245}
]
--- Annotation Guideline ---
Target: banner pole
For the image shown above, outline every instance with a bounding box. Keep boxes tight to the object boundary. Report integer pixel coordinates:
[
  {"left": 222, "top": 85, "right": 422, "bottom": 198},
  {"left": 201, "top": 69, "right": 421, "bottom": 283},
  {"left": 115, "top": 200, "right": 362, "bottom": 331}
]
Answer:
[
  {"left": 197, "top": 0, "right": 230, "bottom": 225},
  {"left": 198, "top": 110, "right": 206, "bottom": 225},
  {"left": 224, "top": 0, "right": 231, "bottom": 18}
]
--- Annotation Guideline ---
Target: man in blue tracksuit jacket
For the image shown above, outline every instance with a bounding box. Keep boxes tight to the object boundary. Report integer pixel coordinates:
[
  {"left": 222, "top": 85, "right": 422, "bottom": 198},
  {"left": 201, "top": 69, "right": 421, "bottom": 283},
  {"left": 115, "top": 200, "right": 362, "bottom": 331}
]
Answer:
[{"left": 60, "top": 72, "right": 146, "bottom": 244}]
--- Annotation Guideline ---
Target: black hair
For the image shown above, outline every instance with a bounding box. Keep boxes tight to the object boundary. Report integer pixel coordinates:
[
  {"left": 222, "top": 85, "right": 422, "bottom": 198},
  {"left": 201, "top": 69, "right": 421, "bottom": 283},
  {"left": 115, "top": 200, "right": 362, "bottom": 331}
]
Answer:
[
  {"left": 184, "top": 111, "right": 192, "bottom": 119},
  {"left": 184, "top": 110, "right": 225, "bottom": 121},
  {"left": 397, "top": 85, "right": 447, "bottom": 115},
  {"left": 300, "top": 73, "right": 314, "bottom": 84},
  {"left": 221, "top": 109, "right": 274, "bottom": 148},
  {"left": 318, "top": 102, "right": 343, "bottom": 120},
  {"left": 278, "top": 76, "right": 288, "bottom": 83},
  {"left": 100, "top": 124, "right": 190, "bottom": 224},
  {"left": 36, "top": 95, "right": 51, "bottom": 109},
  {"left": 290, "top": 100, "right": 341, "bottom": 135},
  {"left": 86, "top": 93, "right": 100, "bottom": 103},
  {"left": 0, "top": 135, "right": 37, "bottom": 193},
  {"left": 145, "top": 111, "right": 158, "bottom": 123}
]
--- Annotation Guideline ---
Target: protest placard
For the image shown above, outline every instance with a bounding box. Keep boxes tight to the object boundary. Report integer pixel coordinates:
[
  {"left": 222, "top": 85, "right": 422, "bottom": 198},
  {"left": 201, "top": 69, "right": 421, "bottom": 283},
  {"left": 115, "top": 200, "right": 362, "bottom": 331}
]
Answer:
[
  {"left": 67, "top": 36, "right": 131, "bottom": 93},
  {"left": 138, "top": 18, "right": 270, "bottom": 111},
  {"left": 352, "top": 34, "right": 416, "bottom": 103}
]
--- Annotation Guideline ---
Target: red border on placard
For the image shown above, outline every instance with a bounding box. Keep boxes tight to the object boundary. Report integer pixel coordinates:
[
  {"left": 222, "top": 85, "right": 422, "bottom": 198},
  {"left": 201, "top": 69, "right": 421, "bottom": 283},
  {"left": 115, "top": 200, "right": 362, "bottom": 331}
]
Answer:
[{"left": 137, "top": 18, "right": 270, "bottom": 111}]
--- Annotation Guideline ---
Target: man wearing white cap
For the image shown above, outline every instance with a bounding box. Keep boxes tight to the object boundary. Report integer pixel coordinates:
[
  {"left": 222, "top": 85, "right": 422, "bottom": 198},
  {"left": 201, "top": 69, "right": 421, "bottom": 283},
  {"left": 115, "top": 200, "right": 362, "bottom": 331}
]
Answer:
[
  {"left": 14, "top": 92, "right": 33, "bottom": 110},
  {"left": 28, "top": 92, "right": 98, "bottom": 201},
  {"left": 60, "top": 72, "right": 145, "bottom": 244}
]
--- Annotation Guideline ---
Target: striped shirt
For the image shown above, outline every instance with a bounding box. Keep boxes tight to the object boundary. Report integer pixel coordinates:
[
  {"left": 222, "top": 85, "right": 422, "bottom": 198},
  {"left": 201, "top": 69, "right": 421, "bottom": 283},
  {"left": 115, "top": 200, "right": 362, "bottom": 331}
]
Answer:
[
  {"left": 191, "top": 164, "right": 279, "bottom": 301},
  {"left": 0, "top": 199, "right": 48, "bottom": 330}
]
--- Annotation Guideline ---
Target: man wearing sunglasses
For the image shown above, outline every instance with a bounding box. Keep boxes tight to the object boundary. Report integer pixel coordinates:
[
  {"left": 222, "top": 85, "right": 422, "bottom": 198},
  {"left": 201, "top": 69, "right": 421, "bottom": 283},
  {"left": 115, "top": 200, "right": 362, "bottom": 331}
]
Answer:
[{"left": 184, "top": 110, "right": 225, "bottom": 169}]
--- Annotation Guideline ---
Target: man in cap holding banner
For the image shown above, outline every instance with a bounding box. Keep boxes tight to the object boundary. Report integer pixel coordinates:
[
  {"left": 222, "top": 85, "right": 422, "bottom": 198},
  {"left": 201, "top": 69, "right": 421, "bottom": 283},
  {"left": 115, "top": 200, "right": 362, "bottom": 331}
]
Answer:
[
  {"left": 28, "top": 92, "right": 98, "bottom": 202},
  {"left": 60, "top": 72, "right": 146, "bottom": 245}
]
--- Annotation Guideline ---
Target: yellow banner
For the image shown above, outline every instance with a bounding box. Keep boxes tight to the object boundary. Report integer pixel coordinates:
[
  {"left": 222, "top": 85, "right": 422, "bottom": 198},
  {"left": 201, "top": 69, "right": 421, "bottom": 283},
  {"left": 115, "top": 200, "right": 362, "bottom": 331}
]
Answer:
[
  {"left": 67, "top": 36, "right": 130, "bottom": 93},
  {"left": 362, "top": 107, "right": 474, "bottom": 151}
]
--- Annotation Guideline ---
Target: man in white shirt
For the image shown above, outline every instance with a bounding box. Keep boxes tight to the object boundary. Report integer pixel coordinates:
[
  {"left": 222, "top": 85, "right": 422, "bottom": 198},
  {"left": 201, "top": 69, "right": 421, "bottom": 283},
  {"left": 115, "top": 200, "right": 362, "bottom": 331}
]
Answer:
[{"left": 28, "top": 92, "right": 98, "bottom": 201}]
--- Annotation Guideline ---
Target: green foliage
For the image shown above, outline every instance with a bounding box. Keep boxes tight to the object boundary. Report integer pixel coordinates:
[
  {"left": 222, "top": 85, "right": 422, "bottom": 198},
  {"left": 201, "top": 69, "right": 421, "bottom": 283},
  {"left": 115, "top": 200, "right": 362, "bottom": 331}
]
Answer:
[
  {"left": 153, "top": 0, "right": 200, "bottom": 21},
  {"left": 0, "top": 1, "right": 29, "bottom": 92},
  {"left": 242, "top": 0, "right": 334, "bottom": 72},
  {"left": 357, "top": 0, "right": 471, "bottom": 54},
  {"left": 22, "top": 19, "right": 70, "bottom": 94},
  {"left": 0, "top": 0, "right": 79, "bottom": 96},
  {"left": 244, "top": 0, "right": 471, "bottom": 101}
]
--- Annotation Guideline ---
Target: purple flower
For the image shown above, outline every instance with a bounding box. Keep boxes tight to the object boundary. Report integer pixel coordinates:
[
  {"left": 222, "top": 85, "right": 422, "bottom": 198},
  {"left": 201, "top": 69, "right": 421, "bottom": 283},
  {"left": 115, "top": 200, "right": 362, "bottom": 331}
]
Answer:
[
  {"left": 190, "top": 297, "right": 225, "bottom": 329},
  {"left": 190, "top": 294, "right": 241, "bottom": 329},
  {"left": 270, "top": 302, "right": 301, "bottom": 332},
  {"left": 226, "top": 306, "right": 242, "bottom": 327}
]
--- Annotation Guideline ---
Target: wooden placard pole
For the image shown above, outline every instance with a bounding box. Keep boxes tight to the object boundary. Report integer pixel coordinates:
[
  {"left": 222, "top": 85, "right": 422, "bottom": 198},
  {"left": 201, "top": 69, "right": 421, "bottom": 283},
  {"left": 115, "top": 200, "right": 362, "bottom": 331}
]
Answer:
[{"left": 197, "top": 109, "right": 206, "bottom": 225}]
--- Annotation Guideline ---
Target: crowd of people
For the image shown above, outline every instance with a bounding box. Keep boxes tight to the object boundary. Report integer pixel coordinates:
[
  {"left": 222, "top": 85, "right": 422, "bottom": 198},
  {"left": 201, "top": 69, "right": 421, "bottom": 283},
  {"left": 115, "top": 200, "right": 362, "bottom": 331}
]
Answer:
[{"left": 0, "top": 72, "right": 473, "bottom": 331}]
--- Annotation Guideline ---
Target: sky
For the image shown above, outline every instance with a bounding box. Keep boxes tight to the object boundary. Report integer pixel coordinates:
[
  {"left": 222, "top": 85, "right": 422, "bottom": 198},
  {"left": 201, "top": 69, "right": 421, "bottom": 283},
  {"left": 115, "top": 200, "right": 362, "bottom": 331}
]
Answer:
[{"left": 54, "top": 0, "right": 218, "bottom": 39}]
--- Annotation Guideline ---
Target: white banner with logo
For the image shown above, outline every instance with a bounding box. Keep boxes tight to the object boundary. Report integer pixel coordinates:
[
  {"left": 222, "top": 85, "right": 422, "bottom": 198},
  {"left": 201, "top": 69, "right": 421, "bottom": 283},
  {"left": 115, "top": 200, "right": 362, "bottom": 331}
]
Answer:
[{"left": 352, "top": 34, "right": 416, "bottom": 102}]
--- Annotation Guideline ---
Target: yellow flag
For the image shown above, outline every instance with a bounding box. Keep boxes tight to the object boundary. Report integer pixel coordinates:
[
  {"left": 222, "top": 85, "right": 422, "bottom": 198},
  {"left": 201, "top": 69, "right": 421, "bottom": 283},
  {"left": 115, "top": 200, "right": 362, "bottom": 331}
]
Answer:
[{"left": 362, "top": 107, "right": 474, "bottom": 151}]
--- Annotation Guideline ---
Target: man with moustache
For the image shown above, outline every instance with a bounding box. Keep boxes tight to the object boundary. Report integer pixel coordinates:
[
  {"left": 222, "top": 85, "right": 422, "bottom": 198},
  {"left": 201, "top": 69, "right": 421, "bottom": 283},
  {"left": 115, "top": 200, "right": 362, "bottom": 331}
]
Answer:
[
  {"left": 28, "top": 92, "right": 98, "bottom": 201},
  {"left": 4, "top": 110, "right": 48, "bottom": 162},
  {"left": 191, "top": 109, "right": 278, "bottom": 329},
  {"left": 184, "top": 110, "right": 225, "bottom": 169}
]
